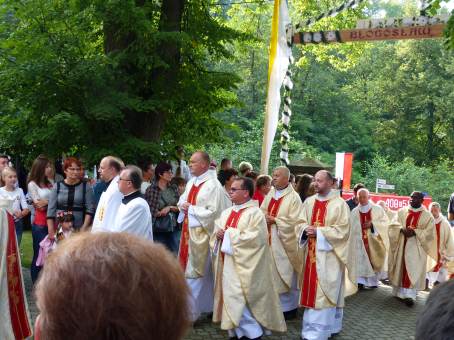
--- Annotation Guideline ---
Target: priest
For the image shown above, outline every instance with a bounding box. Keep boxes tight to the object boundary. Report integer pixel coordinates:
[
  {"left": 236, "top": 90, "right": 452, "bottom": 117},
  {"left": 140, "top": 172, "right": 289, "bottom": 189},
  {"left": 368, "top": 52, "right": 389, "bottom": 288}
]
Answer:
[
  {"left": 211, "top": 177, "right": 286, "bottom": 339},
  {"left": 177, "top": 151, "right": 229, "bottom": 322},
  {"left": 112, "top": 165, "right": 153, "bottom": 240},
  {"left": 91, "top": 156, "right": 124, "bottom": 233},
  {"left": 351, "top": 188, "right": 389, "bottom": 288},
  {"left": 426, "top": 202, "right": 454, "bottom": 287},
  {"left": 388, "top": 191, "right": 437, "bottom": 306},
  {"left": 296, "top": 170, "right": 357, "bottom": 340},
  {"left": 0, "top": 198, "right": 33, "bottom": 340},
  {"left": 260, "top": 166, "right": 304, "bottom": 320}
]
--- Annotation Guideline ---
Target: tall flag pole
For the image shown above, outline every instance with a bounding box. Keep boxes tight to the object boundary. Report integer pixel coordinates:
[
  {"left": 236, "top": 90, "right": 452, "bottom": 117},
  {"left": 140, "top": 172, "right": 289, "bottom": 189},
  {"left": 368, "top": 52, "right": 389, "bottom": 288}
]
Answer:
[{"left": 260, "top": 0, "right": 292, "bottom": 174}]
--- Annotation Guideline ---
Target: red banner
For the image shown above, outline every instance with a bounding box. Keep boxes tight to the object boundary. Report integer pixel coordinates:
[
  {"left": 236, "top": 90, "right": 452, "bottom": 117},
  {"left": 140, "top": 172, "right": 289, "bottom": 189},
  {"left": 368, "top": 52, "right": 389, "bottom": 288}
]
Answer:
[{"left": 342, "top": 191, "right": 432, "bottom": 211}]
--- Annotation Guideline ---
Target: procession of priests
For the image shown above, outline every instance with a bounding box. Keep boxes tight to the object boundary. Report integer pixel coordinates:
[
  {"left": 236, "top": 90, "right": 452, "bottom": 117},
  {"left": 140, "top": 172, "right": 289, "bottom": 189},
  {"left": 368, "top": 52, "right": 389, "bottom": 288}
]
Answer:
[{"left": 4, "top": 148, "right": 454, "bottom": 340}]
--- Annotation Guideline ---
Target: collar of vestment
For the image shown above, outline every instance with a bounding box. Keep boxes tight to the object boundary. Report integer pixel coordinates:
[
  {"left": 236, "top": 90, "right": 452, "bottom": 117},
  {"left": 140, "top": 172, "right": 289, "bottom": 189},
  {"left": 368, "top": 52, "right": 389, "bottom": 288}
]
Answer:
[
  {"left": 122, "top": 190, "right": 142, "bottom": 204},
  {"left": 315, "top": 190, "right": 337, "bottom": 202},
  {"left": 409, "top": 206, "right": 425, "bottom": 213},
  {"left": 232, "top": 198, "right": 258, "bottom": 212},
  {"left": 434, "top": 215, "right": 444, "bottom": 224},
  {"left": 193, "top": 170, "right": 211, "bottom": 186},
  {"left": 359, "top": 202, "right": 372, "bottom": 213},
  {"left": 272, "top": 184, "right": 293, "bottom": 199}
]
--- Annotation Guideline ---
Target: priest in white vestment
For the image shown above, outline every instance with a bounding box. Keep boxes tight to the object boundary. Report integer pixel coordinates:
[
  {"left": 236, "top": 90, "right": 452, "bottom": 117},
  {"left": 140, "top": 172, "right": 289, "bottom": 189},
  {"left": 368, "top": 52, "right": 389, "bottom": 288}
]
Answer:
[
  {"left": 92, "top": 156, "right": 124, "bottom": 233},
  {"left": 260, "top": 166, "right": 304, "bottom": 320},
  {"left": 177, "top": 151, "right": 230, "bottom": 322},
  {"left": 388, "top": 192, "right": 437, "bottom": 306},
  {"left": 211, "top": 177, "right": 286, "bottom": 339},
  {"left": 0, "top": 198, "right": 33, "bottom": 340},
  {"left": 296, "top": 170, "right": 357, "bottom": 340},
  {"left": 351, "top": 189, "right": 389, "bottom": 288},
  {"left": 426, "top": 202, "right": 454, "bottom": 287},
  {"left": 112, "top": 166, "right": 153, "bottom": 240}
]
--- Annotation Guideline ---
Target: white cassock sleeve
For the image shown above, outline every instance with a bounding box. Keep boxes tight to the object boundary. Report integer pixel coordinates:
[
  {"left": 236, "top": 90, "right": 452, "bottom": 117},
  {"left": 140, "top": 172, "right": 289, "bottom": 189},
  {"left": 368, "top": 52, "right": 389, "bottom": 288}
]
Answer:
[
  {"left": 316, "top": 228, "right": 333, "bottom": 251},
  {"left": 116, "top": 204, "right": 153, "bottom": 241},
  {"left": 221, "top": 229, "right": 234, "bottom": 255}
]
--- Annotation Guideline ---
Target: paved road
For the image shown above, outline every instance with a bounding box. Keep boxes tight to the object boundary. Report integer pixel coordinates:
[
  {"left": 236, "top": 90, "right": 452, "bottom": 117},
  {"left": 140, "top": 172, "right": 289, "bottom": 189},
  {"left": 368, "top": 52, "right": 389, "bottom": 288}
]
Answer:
[{"left": 24, "top": 268, "right": 426, "bottom": 339}]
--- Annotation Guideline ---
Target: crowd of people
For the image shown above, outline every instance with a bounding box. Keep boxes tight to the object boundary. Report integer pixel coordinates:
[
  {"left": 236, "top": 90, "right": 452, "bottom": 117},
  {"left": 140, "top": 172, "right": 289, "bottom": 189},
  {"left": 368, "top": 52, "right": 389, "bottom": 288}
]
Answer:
[{"left": 0, "top": 149, "right": 453, "bottom": 340}]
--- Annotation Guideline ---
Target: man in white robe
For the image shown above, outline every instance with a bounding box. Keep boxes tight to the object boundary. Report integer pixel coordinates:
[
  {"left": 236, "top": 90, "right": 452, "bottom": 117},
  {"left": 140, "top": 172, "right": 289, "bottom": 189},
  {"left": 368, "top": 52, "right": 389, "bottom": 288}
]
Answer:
[
  {"left": 0, "top": 198, "right": 33, "bottom": 340},
  {"left": 92, "top": 156, "right": 124, "bottom": 233},
  {"left": 426, "top": 202, "right": 454, "bottom": 287},
  {"left": 112, "top": 166, "right": 153, "bottom": 240},
  {"left": 212, "top": 177, "right": 286, "bottom": 339},
  {"left": 352, "top": 189, "right": 389, "bottom": 288},
  {"left": 297, "top": 170, "right": 357, "bottom": 340},
  {"left": 388, "top": 191, "right": 437, "bottom": 306},
  {"left": 177, "top": 151, "right": 230, "bottom": 322}
]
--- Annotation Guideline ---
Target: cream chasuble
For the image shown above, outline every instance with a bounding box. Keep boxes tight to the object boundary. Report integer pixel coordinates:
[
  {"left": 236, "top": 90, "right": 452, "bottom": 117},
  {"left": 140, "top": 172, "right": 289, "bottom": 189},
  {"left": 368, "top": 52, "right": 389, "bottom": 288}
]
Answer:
[
  {"left": 177, "top": 170, "right": 229, "bottom": 278},
  {"left": 260, "top": 185, "right": 304, "bottom": 294},
  {"left": 0, "top": 199, "right": 33, "bottom": 340},
  {"left": 388, "top": 206, "right": 437, "bottom": 292},
  {"left": 351, "top": 202, "right": 389, "bottom": 282},
  {"left": 296, "top": 191, "right": 357, "bottom": 310},
  {"left": 211, "top": 200, "right": 286, "bottom": 334},
  {"left": 427, "top": 215, "right": 454, "bottom": 285}
]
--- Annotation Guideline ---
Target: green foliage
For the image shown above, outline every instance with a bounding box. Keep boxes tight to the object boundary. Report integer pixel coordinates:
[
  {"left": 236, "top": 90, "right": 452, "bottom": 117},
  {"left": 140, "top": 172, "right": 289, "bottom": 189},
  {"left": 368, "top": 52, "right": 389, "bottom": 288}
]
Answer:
[{"left": 0, "top": 0, "right": 243, "bottom": 165}]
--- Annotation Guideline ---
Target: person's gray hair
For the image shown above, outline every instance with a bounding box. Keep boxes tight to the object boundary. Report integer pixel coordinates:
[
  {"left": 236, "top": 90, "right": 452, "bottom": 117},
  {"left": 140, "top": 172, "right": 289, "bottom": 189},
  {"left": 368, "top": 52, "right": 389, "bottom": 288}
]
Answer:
[
  {"left": 123, "top": 165, "right": 143, "bottom": 190},
  {"left": 273, "top": 166, "right": 290, "bottom": 180},
  {"left": 429, "top": 202, "right": 441, "bottom": 210},
  {"left": 357, "top": 188, "right": 370, "bottom": 197}
]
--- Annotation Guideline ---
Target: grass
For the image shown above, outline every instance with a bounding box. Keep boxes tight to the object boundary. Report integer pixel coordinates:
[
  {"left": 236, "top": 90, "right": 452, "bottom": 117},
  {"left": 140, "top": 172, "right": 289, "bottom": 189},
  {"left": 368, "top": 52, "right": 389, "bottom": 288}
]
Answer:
[{"left": 20, "top": 230, "right": 33, "bottom": 268}]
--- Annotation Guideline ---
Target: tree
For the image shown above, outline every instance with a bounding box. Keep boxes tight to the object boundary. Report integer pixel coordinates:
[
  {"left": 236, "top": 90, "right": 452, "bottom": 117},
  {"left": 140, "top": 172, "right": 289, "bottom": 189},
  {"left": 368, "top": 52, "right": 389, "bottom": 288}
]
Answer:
[{"left": 0, "top": 0, "right": 243, "bottom": 164}]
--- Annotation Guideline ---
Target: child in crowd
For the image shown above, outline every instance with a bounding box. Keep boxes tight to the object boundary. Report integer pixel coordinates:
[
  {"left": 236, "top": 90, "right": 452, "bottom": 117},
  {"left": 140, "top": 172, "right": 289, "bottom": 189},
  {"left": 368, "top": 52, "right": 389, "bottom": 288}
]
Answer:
[
  {"left": 0, "top": 167, "right": 29, "bottom": 245},
  {"left": 37, "top": 211, "right": 74, "bottom": 267},
  {"left": 55, "top": 211, "right": 74, "bottom": 243}
]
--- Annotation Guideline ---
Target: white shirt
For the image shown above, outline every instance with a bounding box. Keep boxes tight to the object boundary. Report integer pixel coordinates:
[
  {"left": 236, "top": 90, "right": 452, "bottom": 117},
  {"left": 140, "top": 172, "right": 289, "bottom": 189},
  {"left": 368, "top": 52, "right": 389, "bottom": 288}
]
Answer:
[
  {"left": 0, "top": 187, "right": 27, "bottom": 220},
  {"left": 170, "top": 160, "right": 191, "bottom": 182},
  {"left": 112, "top": 191, "right": 153, "bottom": 240}
]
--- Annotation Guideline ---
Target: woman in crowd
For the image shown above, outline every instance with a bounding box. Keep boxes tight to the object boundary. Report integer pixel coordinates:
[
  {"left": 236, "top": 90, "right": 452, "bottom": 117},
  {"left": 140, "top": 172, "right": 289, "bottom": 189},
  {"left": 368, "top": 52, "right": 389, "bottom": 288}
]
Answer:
[
  {"left": 34, "top": 232, "right": 190, "bottom": 340},
  {"left": 46, "top": 157, "right": 95, "bottom": 236},
  {"left": 295, "top": 173, "right": 315, "bottom": 203},
  {"left": 145, "top": 162, "right": 180, "bottom": 253},
  {"left": 252, "top": 174, "right": 272, "bottom": 206},
  {"left": 28, "top": 155, "right": 54, "bottom": 283}
]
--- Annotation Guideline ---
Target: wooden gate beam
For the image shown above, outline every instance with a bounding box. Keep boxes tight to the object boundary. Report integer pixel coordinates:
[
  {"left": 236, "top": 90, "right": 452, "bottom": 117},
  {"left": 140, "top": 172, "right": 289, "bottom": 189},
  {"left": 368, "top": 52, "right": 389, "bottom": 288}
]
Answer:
[{"left": 293, "top": 24, "right": 446, "bottom": 45}]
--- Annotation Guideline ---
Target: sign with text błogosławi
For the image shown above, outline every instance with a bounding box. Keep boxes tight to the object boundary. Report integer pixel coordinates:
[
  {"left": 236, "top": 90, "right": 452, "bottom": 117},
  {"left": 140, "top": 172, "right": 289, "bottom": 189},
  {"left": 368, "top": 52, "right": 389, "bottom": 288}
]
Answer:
[{"left": 293, "top": 16, "right": 447, "bottom": 45}]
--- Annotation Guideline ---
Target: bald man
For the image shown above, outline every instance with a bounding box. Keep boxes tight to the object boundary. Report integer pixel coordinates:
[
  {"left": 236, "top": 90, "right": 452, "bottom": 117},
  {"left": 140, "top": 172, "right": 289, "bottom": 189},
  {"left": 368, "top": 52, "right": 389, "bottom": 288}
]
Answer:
[
  {"left": 260, "top": 166, "right": 304, "bottom": 320},
  {"left": 296, "top": 170, "right": 357, "bottom": 340},
  {"left": 92, "top": 156, "right": 124, "bottom": 233},
  {"left": 388, "top": 191, "right": 437, "bottom": 306},
  {"left": 177, "top": 151, "right": 231, "bottom": 322},
  {"left": 351, "top": 189, "right": 389, "bottom": 289}
]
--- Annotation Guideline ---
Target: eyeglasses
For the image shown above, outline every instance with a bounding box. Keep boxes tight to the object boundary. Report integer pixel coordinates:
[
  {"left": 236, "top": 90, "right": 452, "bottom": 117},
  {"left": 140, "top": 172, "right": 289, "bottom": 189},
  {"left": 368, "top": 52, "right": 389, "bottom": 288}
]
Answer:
[
  {"left": 229, "top": 188, "right": 247, "bottom": 192},
  {"left": 119, "top": 178, "right": 132, "bottom": 182},
  {"left": 67, "top": 168, "right": 81, "bottom": 172}
]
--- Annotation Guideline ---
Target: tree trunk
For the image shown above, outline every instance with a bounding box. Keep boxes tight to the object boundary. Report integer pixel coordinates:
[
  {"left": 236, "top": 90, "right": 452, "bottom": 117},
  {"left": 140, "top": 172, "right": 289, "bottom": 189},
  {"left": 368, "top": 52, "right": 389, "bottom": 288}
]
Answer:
[{"left": 103, "top": 0, "right": 185, "bottom": 142}]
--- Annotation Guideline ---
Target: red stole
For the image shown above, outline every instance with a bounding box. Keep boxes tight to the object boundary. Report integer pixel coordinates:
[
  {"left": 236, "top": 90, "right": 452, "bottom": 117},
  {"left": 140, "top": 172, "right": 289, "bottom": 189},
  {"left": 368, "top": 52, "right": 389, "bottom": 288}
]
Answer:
[
  {"left": 401, "top": 209, "right": 422, "bottom": 288},
  {"left": 178, "top": 181, "right": 206, "bottom": 270},
  {"left": 432, "top": 222, "right": 442, "bottom": 272},
  {"left": 220, "top": 208, "right": 247, "bottom": 260},
  {"left": 6, "top": 213, "right": 32, "bottom": 339},
  {"left": 267, "top": 196, "right": 284, "bottom": 245},
  {"left": 360, "top": 210, "right": 372, "bottom": 261},
  {"left": 300, "top": 199, "right": 329, "bottom": 308}
]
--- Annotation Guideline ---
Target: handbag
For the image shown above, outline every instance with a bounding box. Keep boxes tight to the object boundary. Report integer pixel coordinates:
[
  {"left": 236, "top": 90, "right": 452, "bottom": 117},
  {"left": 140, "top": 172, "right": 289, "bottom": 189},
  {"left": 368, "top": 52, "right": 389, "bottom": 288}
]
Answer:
[{"left": 153, "top": 194, "right": 177, "bottom": 233}]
